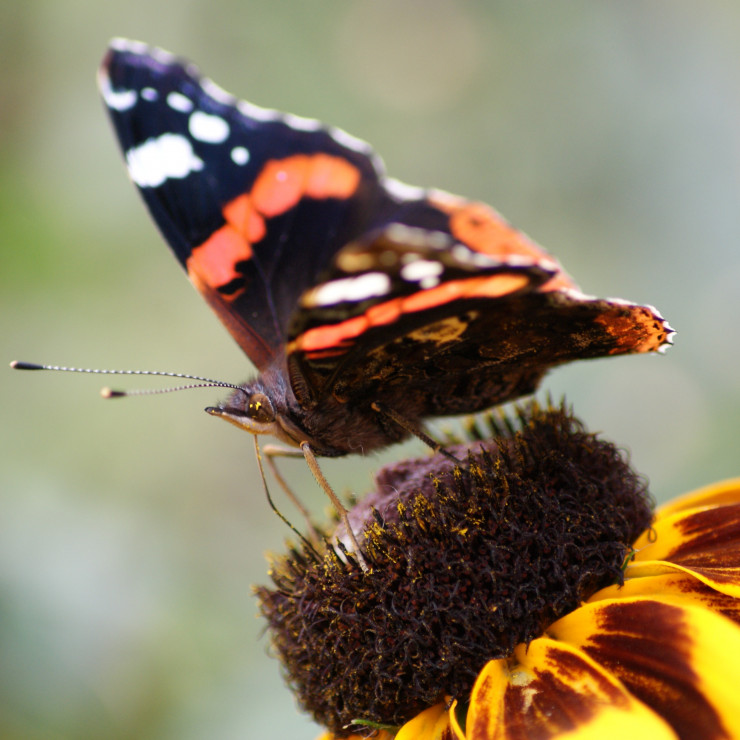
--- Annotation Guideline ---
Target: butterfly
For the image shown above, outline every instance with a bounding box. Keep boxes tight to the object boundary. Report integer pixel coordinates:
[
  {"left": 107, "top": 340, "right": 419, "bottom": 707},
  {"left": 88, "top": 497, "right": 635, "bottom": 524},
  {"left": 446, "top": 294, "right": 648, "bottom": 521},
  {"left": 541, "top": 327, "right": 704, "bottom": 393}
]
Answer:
[{"left": 98, "top": 39, "right": 672, "bottom": 555}]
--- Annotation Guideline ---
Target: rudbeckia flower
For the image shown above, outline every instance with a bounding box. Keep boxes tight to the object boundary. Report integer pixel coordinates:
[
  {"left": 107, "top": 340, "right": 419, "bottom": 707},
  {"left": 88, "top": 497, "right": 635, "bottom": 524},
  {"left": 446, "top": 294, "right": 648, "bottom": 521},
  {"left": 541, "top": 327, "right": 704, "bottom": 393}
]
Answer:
[{"left": 257, "top": 403, "right": 740, "bottom": 740}]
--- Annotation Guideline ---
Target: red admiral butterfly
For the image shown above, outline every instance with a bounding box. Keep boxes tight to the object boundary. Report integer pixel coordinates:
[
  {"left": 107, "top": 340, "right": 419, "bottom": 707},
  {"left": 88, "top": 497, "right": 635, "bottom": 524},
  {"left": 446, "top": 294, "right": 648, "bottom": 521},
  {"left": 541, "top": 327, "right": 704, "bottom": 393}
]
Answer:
[{"left": 98, "top": 40, "right": 672, "bottom": 513}]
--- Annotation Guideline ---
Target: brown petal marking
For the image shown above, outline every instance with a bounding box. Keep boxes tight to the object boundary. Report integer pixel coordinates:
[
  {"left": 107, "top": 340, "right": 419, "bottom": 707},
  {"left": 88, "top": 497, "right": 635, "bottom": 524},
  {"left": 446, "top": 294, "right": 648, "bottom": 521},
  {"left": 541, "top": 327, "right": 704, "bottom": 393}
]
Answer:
[
  {"left": 634, "top": 504, "right": 740, "bottom": 592},
  {"left": 665, "top": 505, "right": 740, "bottom": 585},
  {"left": 466, "top": 640, "right": 672, "bottom": 739},
  {"left": 558, "top": 600, "right": 729, "bottom": 740},
  {"left": 591, "top": 572, "right": 740, "bottom": 627}
]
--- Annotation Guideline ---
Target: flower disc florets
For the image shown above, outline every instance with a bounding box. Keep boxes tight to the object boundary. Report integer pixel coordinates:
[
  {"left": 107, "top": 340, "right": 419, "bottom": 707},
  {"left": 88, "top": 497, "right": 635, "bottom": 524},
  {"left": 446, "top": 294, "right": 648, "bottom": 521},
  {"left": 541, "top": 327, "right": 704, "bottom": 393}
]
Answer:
[{"left": 256, "top": 402, "right": 653, "bottom": 735}]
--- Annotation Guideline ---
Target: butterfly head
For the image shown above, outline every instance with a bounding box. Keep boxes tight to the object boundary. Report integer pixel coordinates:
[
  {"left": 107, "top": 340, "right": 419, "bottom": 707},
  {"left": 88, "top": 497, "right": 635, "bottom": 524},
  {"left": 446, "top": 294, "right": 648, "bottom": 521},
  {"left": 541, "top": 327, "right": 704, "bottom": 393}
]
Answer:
[
  {"left": 205, "top": 383, "right": 305, "bottom": 448},
  {"left": 206, "top": 389, "right": 276, "bottom": 431}
]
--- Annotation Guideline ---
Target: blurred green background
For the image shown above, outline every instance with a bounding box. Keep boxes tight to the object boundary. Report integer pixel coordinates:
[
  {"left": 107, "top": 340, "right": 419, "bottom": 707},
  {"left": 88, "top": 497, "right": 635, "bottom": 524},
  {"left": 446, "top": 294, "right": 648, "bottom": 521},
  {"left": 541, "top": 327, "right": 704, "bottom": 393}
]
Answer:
[{"left": 3, "top": 2, "right": 740, "bottom": 738}]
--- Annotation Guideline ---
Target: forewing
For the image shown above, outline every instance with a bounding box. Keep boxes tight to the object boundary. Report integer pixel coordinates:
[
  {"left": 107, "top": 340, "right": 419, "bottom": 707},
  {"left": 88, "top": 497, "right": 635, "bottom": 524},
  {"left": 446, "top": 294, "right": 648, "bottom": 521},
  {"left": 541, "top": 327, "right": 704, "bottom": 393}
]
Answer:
[{"left": 99, "top": 39, "right": 386, "bottom": 370}]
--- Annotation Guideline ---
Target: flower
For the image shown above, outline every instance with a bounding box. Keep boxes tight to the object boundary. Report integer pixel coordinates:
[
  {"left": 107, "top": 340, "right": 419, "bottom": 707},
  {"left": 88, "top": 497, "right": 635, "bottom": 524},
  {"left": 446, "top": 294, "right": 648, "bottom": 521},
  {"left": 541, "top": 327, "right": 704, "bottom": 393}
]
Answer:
[
  {"left": 257, "top": 404, "right": 740, "bottom": 739},
  {"left": 447, "top": 476, "right": 740, "bottom": 740}
]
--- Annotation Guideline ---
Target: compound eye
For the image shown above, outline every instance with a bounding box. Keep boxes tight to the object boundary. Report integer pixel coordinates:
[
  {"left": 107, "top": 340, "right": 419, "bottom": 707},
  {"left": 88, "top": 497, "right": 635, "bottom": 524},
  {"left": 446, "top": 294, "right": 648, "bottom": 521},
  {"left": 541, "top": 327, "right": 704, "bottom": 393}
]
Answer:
[{"left": 247, "top": 392, "right": 275, "bottom": 424}]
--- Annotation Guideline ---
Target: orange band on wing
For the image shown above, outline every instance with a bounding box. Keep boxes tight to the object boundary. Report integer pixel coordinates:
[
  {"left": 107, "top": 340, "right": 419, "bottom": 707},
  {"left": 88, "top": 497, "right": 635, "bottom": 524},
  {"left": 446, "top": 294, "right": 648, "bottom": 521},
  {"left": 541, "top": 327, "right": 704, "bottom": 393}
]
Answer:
[
  {"left": 187, "top": 154, "right": 361, "bottom": 296},
  {"left": 251, "top": 154, "right": 361, "bottom": 218},
  {"left": 223, "top": 193, "right": 267, "bottom": 243},
  {"left": 429, "top": 195, "right": 576, "bottom": 292},
  {"left": 304, "top": 153, "right": 362, "bottom": 200},
  {"left": 594, "top": 305, "right": 670, "bottom": 354},
  {"left": 292, "top": 273, "right": 531, "bottom": 354},
  {"left": 402, "top": 273, "right": 530, "bottom": 313},
  {"left": 187, "top": 224, "right": 253, "bottom": 290}
]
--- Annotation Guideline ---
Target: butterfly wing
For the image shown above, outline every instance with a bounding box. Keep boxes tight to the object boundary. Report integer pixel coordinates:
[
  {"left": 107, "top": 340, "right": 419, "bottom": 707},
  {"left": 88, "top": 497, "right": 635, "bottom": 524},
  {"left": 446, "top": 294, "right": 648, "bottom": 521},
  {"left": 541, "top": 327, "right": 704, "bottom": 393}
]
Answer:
[
  {"left": 100, "top": 39, "right": 673, "bottom": 420},
  {"left": 99, "top": 39, "right": 391, "bottom": 370},
  {"left": 287, "top": 192, "right": 673, "bottom": 416}
]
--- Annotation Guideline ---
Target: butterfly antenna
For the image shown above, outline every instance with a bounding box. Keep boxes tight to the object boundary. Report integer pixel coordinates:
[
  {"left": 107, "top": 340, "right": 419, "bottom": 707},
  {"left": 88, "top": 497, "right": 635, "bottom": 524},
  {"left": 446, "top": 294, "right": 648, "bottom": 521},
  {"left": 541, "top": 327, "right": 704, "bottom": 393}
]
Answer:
[
  {"left": 253, "top": 436, "right": 321, "bottom": 558},
  {"left": 10, "top": 361, "right": 243, "bottom": 398}
]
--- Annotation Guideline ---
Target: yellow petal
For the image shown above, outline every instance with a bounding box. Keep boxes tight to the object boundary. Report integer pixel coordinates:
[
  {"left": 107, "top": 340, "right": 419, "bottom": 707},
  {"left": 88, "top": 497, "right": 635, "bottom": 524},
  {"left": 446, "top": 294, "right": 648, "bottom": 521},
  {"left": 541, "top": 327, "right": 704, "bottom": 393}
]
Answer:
[
  {"left": 316, "top": 731, "right": 395, "bottom": 740},
  {"left": 396, "top": 702, "right": 453, "bottom": 740},
  {"left": 630, "top": 502, "right": 740, "bottom": 596},
  {"left": 658, "top": 477, "right": 740, "bottom": 518},
  {"left": 462, "top": 639, "right": 674, "bottom": 739},
  {"left": 448, "top": 700, "right": 468, "bottom": 740},
  {"left": 549, "top": 596, "right": 740, "bottom": 738},
  {"left": 589, "top": 572, "right": 740, "bottom": 626}
]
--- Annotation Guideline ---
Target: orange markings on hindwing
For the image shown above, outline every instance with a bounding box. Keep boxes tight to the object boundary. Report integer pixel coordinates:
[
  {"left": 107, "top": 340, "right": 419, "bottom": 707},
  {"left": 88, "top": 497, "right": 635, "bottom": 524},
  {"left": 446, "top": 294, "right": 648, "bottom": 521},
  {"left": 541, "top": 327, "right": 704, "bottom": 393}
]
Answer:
[
  {"left": 187, "top": 154, "right": 362, "bottom": 297},
  {"left": 402, "top": 274, "right": 530, "bottom": 312},
  {"left": 594, "top": 306, "right": 668, "bottom": 354},
  {"left": 429, "top": 194, "right": 576, "bottom": 292},
  {"left": 292, "top": 273, "right": 531, "bottom": 355}
]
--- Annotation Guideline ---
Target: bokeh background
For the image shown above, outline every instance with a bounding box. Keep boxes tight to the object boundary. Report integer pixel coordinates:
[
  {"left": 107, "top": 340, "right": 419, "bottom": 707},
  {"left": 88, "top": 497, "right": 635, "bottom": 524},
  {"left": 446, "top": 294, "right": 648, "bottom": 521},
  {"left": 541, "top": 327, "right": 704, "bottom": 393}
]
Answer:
[{"left": 3, "top": 2, "right": 740, "bottom": 738}]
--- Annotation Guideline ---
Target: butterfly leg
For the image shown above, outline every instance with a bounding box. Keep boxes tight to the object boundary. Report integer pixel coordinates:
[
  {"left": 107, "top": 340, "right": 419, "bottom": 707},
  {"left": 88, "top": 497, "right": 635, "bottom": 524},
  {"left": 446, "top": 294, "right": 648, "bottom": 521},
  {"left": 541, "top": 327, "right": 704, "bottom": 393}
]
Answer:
[
  {"left": 263, "top": 443, "right": 370, "bottom": 573},
  {"left": 300, "top": 443, "right": 369, "bottom": 572},
  {"left": 370, "top": 401, "right": 461, "bottom": 464},
  {"left": 260, "top": 443, "right": 322, "bottom": 543}
]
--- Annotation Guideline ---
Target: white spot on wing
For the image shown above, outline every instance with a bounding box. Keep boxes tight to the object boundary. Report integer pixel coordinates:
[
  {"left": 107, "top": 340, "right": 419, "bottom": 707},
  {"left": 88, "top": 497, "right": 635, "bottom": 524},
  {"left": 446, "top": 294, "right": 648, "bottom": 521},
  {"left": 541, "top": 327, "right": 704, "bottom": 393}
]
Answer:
[
  {"left": 400, "top": 259, "right": 444, "bottom": 286},
  {"left": 126, "top": 133, "right": 204, "bottom": 188},
  {"left": 189, "top": 111, "right": 230, "bottom": 143},
  {"left": 167, "top": 92, "right": 194, "bottom": 112},
  {"left": 231, "top": 146, "right": 250, "bottom": 165},
  {"left": 141, "top": 87, "right": 158, "bottom": 101},
  {"left": 451, "top": 243, "right": 500, "bottom": 267},
  {"left": 99, "top": 76, "right": 137, "bottom": 111},
  {"left": 307, "top": 272, "right": 392, "bottom": 307}
]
